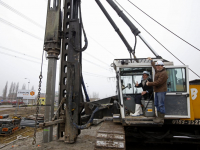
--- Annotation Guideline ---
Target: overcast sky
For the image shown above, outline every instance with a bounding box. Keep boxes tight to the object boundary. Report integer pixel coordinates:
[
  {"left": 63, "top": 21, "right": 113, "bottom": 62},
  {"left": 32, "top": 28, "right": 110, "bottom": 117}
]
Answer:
[{"left": 0, "top": 0, "right": 199, "bottom": 98}]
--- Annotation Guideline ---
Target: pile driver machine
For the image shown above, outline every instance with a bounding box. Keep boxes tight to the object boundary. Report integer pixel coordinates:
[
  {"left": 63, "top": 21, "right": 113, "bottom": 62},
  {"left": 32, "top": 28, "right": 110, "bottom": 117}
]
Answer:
[{"left": 37, "top": 0, "right": 200, "bottom": 149}]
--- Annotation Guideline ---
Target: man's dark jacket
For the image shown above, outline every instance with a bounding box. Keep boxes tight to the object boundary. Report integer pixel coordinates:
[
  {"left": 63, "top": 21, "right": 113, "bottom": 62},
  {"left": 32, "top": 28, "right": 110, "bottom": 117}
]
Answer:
[{"left": 136, "top": 78, "right": 153, "bottom": 99}]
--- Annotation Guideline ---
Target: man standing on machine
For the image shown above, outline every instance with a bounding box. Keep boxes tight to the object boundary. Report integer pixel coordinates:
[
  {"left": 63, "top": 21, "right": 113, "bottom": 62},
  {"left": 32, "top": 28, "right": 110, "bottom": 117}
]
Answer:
[
  {"left": 146, "top": 57, "right": 168, "bottom": 123},
  {"left": 131, "top": 71, "right": 153, "bottom": 117}
]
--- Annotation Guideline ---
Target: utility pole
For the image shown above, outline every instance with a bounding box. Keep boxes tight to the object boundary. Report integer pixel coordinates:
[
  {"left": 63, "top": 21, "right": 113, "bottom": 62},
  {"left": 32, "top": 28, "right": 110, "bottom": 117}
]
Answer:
[{"left": 43, "top": 0, "right": 61, "bottom": 143}]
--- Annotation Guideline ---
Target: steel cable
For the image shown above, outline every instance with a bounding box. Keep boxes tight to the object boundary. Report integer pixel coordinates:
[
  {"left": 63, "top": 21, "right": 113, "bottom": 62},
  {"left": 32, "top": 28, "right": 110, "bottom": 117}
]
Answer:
[
  {"left": 0, "top": 1, "right": 44, "bottom": 29},
  {"left": 0, "top": 18, "right": 43, "bottom": 41},
  {"left": 114, "top": 0, "right": 200, "bottom": 78},
  {"left": 127, "top": 0, "right": 200, "bottom": 52}
]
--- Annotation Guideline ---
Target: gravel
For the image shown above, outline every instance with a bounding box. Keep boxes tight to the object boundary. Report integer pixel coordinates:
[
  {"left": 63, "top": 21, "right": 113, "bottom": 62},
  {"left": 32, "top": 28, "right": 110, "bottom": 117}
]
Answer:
[{"left": 1, "top": 125, "right": 101, "bottom": 150}]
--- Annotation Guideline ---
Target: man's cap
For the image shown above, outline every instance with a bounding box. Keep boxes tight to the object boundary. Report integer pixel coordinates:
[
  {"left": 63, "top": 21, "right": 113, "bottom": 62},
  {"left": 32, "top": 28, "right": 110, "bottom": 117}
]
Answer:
[
  {"left": 142, "top": 71, "right": 150, "bottom": 76},
  {"left": 155, "top": 60, "right": 164, "bottom": 66}
]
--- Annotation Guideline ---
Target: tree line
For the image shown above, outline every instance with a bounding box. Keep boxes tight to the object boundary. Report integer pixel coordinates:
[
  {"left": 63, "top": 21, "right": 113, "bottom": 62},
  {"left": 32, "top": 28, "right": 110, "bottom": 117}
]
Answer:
[{"left": 2, "top": 82, "right": 34, "bottom": 100}]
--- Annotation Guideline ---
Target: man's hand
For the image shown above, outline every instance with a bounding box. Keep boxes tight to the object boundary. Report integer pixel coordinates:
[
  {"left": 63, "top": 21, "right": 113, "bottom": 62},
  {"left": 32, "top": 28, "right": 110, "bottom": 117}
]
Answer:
[
  {"left": 147, "top": 57, "right": 152, "bottom": 60},
  {"left": 135, "top": 81, "right": 139, "bottom": 87},
  {"left": 141, "top": 91, "right": 147, "bottom": 95},
  {"left": 146, "top": 80, "right": 149, "bottom": 86}
]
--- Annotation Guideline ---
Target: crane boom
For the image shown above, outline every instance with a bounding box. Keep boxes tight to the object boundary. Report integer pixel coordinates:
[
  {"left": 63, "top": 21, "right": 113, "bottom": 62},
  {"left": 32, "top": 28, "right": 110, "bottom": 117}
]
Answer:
[
  {"left": 106, "top": 0, "right": 160, "bottom": 57},
  {"left": 95, "top": 0, "right": 136, "bottom": 58}
]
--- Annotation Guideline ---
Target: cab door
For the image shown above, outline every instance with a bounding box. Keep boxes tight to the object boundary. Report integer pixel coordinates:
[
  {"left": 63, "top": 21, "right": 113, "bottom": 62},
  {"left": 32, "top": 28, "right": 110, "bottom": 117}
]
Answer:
[{"left": 164, "top": 66, "right": 190, "bottom": 118}]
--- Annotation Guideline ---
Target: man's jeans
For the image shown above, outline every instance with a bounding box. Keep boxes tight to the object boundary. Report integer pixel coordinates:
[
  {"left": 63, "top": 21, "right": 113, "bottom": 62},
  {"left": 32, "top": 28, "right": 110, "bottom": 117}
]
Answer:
[{"left": 154, "top": 92, "right": 166, "bottom": 114}]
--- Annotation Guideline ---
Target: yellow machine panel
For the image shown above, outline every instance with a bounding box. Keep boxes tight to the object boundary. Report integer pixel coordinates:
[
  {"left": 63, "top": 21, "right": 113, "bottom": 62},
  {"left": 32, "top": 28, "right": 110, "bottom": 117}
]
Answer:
[
  {"left": 182, "top": 80, "right": 200, "bottom": 120},
  {"left": 190, "top": 84, "right": 200, "bottom": 119}
]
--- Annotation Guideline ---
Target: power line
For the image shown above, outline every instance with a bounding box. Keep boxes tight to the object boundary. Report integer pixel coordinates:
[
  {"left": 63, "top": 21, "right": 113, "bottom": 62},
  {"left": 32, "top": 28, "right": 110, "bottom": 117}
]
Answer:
[
  {"left": 83, "top": 71, "right": 109, "bottom": 78},
  {"left": 0, "top": 45, "right": 110, "bottom": 71},
  {"left": 0, "top": 46, "right": 42, "bottom": 61},
  {"left": 0, "top": 45, "right": 112, "bottom": 73},
  {"left": 0, "top": 18, "right": 43, "bottom": 41},
  {"left": 84, "top": 51, "right": 110, "bottom": 67},
  {"left": 0, "top": 2, "right": 115, "bottom": 69},
  {"left": 114, "top": 0, "right": 200, "bottom": 78},
  {"left": 127, "top": 0, "right": 200, "bottom": 52},
  {"left": 83, "top": 73, "right": 106, "bottom": 78},
  {"left": 0, "top": 51, "right": 47, "bottom": 66},
  {"left": 83, "top": 58, "right": 110, "bottom": 71},
  {"left": 88, "top": 34, "right": 117, "bottom": 58},
  {"left": 0, "top": 19, "right": 111, "bottom": 68},
  {"left": 0, "top": 49, "right": 110, "bottom": 78},
  {"left": 0, "top": 45, "right": 110, "bottom": 72},
  {"left": 0, "top": 2, "right": 114, "bottom": 72},
  {"left": 0, "top": 1, "right": 45, "bottom": 29},
  {"left": 83, "top": 71, "right": 108, "bottom": 78}
]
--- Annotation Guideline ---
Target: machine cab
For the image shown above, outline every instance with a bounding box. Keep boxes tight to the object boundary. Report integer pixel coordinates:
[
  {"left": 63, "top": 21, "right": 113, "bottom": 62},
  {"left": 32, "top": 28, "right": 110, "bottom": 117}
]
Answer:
[{"left": 113, "top": 58, "right": 190, "bottom": 125}]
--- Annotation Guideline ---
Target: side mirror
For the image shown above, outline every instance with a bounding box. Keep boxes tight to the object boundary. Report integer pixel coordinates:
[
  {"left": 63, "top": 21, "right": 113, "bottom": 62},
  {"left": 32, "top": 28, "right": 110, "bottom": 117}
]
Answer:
[{"left": 127, "top": 83, "right": 132, "bottom": 89}]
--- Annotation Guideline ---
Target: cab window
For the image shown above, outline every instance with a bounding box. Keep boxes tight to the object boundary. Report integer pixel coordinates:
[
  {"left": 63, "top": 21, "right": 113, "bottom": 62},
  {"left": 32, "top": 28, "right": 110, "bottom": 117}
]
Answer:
[
  {"left": 120, "top": 67, "right": 152, "bottom": 94},
  {"left": 166, "top": 68, "right": 186, "bottom": 92}
]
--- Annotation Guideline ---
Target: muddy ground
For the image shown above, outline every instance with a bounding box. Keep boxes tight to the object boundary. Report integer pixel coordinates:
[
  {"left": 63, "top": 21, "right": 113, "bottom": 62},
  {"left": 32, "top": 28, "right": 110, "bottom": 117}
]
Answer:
[
  {"left": 0, "top": 105, "right": 46, "bottom": 118},
  {"left": 0, "top": 126, "right": 100, "bottom": 150},
  {"left": 0, "top": 105, "right": 99, "bottom": 150},
  {"left": 0, "top": 106, "right": 199, "bottom": 150}
]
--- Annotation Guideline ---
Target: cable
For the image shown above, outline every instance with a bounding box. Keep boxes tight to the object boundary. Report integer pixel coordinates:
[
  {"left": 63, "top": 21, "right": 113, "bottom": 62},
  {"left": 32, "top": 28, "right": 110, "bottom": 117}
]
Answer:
[
  {"left": 0, "top": 51, "right": 47, "bottom": 66},
  {"left": 84, "top": 51, "right": 109, "bottom": 66},
  {"left": 83, "top": 71, "right": 109, "bottom": 78},
  {"left": 127, "top": 0, "right": 200, "bottom": 52},
  {"left": 88, "top": 34, "right": 117, "bottom": 58},
  {"left": 108, "top": 79, "right": 115, "bottom": 91},
  {"left": 133, "top": 35, "right": 137, "bottom": 54},
  {"left": 0, "top": 18, "right": 43, "bottom": 41},
  {"left": 0, "top": 1, "right": 44, "bottom": 29},
  {"left": 0, "top": 46, "right": 42, "bottom": 61},
  {"left": 40, "top": 50, "right": 45, "bottom": 76},
  {"left": 73, "top": 106, "right": 99, "bottom": 129},
  {"left": 0, "top": 49, "right": 111, "bottom": 79},
  {"left": 0, "top": 4, "right": 112, "bottom": 69},
  {"left": 114, "top": 0, "right": 200, "bottom": 78},
  {"left": 0, "top": 44, "right": 111, "bottom": 73},
  {"left": 78, "top": 0, "right": 88, "bottom": 52},
  {"left": 83, "top": 58, "right": 110, "bottom": 71},
  {"left": 83, "top": 74, "right": 106, "bottom": 78},
  {"left": 0, "top": 45, "right": 112, "bottom": 75}
]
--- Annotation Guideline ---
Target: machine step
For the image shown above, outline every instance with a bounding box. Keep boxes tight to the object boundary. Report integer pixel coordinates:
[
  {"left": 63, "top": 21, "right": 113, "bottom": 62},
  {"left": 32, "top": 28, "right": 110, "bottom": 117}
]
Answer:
[{"left": 95, "top": 121, "right": 125, "bottom": 150}]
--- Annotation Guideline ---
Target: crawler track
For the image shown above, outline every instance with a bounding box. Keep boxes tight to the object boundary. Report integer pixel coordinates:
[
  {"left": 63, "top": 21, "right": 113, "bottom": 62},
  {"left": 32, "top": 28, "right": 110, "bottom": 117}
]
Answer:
[{"left": 95, "top": 121, "right": 125, "bottom": 150}]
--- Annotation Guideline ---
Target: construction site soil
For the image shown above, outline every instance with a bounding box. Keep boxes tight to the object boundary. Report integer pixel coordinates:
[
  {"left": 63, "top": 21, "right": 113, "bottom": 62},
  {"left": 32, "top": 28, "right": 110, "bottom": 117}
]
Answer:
[
  {"left": 0, "top": 106, "right": 99, "bottom": 150},
  {"left": 0, "top": 106, "right": 199, "bottom": 150},
  {"left": 0, "top": 105, "right": 45, "bottom": 118}
]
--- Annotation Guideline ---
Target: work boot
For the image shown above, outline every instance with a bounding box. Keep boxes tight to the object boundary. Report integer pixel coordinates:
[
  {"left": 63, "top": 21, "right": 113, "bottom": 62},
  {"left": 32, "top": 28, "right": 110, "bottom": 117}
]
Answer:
[
  {"left": 130, "top": 104, "right": 141, "bottom": 117},
  {"left": 153, "top": 112, "right": 161, "bottom": 123},
  {"left": 153, "top": 112, "right": 165, "bottom": 123},
  {"left": 159, "top": 113, "right": 165, "bottom": 123}
]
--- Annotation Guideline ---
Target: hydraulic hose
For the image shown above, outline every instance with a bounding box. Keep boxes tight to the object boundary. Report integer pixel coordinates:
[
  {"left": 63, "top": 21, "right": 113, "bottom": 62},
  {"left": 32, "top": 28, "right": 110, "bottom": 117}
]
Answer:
[{"left": 73, "top": 107, "right": 99, "bottom": 129}]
